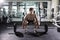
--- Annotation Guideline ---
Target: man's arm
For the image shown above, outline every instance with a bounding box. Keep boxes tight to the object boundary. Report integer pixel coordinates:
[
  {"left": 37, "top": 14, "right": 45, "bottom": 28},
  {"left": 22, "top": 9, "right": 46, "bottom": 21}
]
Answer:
[
  {"left": 24, "top": 14, "right": 29, "bottom": 20},
  {"left": 34, "top": 14, "right": 38, "bottom": 21}
]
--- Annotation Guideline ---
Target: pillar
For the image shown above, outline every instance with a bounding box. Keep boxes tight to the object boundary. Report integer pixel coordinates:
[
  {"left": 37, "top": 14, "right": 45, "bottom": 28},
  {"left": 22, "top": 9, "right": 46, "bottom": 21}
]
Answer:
[
  {"left": 40, "top": 2, "right": 44, "bottom": 18},
  {"left": 8, "top": 2, "right": 12, "bottom": 16},
  {"left": 17, "top": 2, "right": 20, "bottom": 13},
  {"left": 52, "top": 0, "right": 59, "bottom": 19},
  {"left": 47, "top": 1, "right": 51, "bottom": 19}
]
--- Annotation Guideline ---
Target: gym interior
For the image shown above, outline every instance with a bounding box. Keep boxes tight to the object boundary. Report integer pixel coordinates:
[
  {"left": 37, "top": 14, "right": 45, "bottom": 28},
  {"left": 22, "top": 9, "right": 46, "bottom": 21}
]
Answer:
[{"left": 0, "top": 0, "right": 60, "bottom": 40}]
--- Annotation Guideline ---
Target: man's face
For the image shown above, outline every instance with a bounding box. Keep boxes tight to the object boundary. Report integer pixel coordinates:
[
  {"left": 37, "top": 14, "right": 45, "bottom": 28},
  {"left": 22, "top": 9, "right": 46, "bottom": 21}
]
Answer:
[{"left": 30, "top": 10, "right": 34, "bottom": 13}]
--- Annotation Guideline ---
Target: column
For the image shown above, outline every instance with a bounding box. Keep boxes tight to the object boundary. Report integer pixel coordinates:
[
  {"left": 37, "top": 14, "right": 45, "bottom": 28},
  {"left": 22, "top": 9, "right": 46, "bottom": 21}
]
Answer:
[
  {"left": 17, "top": 2, "right": 22, "bottom": 21},
  {"left": 24, "top": 3, "right": 26, "bottom": 15},
  {"left": 47, "top": 1, "right": 51, "bottom": 19},
  {"left": 17, "top": 2, "right": 20, "bottom": 16},
  {"left": 40, "top": 2, "right": 44, "bottom": 18},
  {"left": 52, "top": 0, "right": 59, "bottom": 19},
  {"left": 17, "top": 2, "right": 20, "bottom": 13},
  {"left": 8, "top": 2, "right": 12, "bottom": 16}
]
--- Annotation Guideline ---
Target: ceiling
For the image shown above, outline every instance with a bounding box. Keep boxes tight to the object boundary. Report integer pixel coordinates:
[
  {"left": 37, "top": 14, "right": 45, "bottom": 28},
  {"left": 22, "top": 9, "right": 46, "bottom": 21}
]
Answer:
[{"left": 5, "top": 0, "right": 51, "bottom": 2}]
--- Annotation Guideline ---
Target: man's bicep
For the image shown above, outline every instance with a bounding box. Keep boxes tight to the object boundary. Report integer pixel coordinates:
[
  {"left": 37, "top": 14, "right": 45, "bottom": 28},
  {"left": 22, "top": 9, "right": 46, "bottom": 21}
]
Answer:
[
  {"left": 35, "top": 14, "right": 37, "bottom": 18},
  {"left": 24, "top": 14, "right": 28, "bottom": 20}
]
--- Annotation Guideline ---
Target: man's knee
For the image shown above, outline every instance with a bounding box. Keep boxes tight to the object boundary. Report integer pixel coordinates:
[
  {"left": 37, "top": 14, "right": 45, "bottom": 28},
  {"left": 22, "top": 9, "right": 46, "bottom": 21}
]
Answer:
[
  {"left": 34, "top": 22, "right": 38, "bottom": 25},
  {"left": 22, "top": 20, "right": 28, "bottom": 25}
]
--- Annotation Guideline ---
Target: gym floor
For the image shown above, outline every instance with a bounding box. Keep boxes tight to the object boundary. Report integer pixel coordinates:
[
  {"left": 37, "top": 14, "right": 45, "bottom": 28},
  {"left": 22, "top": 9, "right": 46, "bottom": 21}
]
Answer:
[{"left": 0, "top": 24, "right": 60, "bottom": 40}]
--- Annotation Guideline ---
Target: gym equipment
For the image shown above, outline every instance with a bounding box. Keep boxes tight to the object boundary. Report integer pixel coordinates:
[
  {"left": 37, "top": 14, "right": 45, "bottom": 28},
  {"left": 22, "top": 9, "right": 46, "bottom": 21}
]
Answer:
[
  {"left": 57, "top": 27, "right": 60, "bottom": 32},
  {"left": 44, "top": 24, "right": 48, "bottom": 33},
  {"left": 14, "top": 23, "right": 24, "bottom": 37},
  {"left": 13, "top": 21, "right": 48, "bottom": 37},
  {"left": 57, "top": 22, "right": 60, "bottom": 32},
  {"left": 52, "top": 19, "right": 60, "bottom": 32},
  {"left": 25, "top": 24, "right": 48, "bottom": 37}
]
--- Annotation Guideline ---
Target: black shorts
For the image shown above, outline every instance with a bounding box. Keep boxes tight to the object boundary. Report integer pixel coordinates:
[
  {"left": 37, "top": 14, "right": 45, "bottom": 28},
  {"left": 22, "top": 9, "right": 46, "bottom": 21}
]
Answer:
[{"left": 27, "top": 20, "right": 34, "bottom": 24}]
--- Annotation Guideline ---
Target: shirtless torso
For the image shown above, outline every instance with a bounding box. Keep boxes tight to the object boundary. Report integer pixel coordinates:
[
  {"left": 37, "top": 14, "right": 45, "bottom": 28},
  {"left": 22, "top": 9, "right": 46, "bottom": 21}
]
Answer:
[{"left": 25, "top": 13, "right": 37, "bottom": 21}]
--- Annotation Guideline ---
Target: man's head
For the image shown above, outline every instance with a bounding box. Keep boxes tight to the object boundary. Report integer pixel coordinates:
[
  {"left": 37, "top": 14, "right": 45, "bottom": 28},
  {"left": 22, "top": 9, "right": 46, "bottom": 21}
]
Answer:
[{"left": 29, "top": 8, "right": 34, "bottom": 13}]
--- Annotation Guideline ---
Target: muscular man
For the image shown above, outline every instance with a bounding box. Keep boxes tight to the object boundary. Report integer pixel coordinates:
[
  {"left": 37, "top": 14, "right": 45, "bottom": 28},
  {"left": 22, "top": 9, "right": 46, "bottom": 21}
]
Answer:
[{"left": 22, "top": 8, "right": 39, "bottom": 32}]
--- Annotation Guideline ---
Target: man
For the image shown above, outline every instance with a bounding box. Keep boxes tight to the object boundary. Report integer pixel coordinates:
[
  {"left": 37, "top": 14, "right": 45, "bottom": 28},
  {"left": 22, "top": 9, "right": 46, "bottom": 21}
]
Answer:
[{"left": 22, "top": 8, "right": 39, "bottom": 33}]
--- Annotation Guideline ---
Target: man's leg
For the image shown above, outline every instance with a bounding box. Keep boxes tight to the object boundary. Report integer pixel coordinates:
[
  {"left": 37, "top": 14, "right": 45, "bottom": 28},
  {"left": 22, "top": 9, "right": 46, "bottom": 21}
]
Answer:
[
  {"left": 34, "top": 21, "right": 39, "bottom": 33},
  {"left": 22, "top": 20, "right": 28, "bottom": 32}
]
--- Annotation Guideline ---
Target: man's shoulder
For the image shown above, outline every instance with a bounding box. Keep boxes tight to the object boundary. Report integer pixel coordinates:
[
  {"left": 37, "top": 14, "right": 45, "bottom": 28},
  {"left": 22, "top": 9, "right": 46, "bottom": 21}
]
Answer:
[
  {"left": 33, "top": 13, "right": 36, "bottom": 16},
  {"left": 26, "top": 13, "right": 30, "bottom": 16},
  {"left": 27, "top": 13, "right": 30, "bottom": 15}
]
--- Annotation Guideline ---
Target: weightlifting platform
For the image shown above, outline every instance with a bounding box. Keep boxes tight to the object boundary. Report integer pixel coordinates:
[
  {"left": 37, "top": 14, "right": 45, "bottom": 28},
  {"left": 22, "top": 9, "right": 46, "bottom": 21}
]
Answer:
[{"left": 0, "top": 19, "right": 60, "bottom": 40}]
